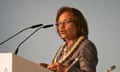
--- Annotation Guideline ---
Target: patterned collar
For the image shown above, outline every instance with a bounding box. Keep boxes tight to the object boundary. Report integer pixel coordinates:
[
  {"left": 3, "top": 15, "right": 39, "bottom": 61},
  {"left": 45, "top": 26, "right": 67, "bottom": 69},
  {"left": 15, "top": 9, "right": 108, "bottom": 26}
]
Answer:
[{"left": 53, "top": 36, "right": 85, "bottom": 64}]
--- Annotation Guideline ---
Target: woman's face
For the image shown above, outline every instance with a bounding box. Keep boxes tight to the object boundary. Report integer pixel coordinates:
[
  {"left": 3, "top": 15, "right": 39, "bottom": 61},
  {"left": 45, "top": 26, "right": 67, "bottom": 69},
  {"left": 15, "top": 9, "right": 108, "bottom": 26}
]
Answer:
[{"left": 57, "top": 12, "right": 78, "bottom": 40}]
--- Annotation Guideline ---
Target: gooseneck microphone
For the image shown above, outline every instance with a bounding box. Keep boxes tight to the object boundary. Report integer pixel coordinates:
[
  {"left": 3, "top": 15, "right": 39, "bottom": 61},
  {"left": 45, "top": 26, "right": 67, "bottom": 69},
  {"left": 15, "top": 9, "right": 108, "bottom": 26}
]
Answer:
[
  {"left": 14, "top": 24, "right": 54, "bottom": 55},
  {"left": 0, "top": 24, "right": 43, "bottom": 45},
  {"left": 30, "top": 24, "right": 44, "bottom": 29},
  {"left": 105, "top": 65, "right": 116, "bottom": 72},
  {"left": 43, "top": 24, "right": 53, "bottom": 28}
]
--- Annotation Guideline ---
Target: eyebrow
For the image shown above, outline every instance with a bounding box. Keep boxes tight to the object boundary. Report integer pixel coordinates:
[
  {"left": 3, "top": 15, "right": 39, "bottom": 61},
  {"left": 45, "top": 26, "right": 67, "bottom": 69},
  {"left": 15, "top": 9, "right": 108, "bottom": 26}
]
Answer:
[{"left": 58, "top": 18, "right": 73, "bottom": 23}]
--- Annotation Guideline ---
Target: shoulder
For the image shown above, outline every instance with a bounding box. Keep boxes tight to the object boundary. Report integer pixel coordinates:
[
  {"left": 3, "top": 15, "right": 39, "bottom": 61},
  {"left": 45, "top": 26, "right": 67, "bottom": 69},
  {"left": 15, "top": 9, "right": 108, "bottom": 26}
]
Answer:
[
  {"left": 79, "top": 39, "right": 98, "bottom": 71},
  {"left": 81, "top": 39, "right": 95, "bottom": 47},
  {"left": 78, "top": 38, "right": 97, "bottom": 54}
]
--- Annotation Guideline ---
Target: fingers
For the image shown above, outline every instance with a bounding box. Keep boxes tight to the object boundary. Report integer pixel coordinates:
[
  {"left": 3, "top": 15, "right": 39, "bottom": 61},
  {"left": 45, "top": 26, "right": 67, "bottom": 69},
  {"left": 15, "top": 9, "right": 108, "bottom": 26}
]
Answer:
[
  {"left": 39, "top": 63, "right": 48, "bottom": 68},
  {"left": 47, "top": 63, "right": 65, "bottom": 72},
  {"left": 47, "top": 63, "right": 59, "bottom": 71}
]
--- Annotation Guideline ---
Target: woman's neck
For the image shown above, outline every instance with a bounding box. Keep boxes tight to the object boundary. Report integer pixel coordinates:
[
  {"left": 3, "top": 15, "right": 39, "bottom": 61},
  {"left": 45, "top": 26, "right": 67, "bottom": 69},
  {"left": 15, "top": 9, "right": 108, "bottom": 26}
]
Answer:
[{"left": 65, "top": 39, "right": 75, "bottom": 48}]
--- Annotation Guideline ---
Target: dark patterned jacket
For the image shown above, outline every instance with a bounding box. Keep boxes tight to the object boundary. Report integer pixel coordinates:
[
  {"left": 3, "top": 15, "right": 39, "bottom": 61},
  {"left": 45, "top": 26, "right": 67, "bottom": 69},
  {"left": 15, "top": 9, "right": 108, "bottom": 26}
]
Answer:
[{"left": 52, "top": 38, "right": 98, "bottom": 72}]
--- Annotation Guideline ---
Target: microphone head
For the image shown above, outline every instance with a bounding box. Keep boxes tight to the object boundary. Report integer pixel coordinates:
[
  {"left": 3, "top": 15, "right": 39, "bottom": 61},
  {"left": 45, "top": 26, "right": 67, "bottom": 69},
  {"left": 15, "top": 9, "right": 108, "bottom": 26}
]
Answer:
[
  {"left": 31, "top": 24, "right": 43, "bottom": 28},
  {"left": 43, "top": 24, "right": 54, "bottom": 28},
  {"left": 107, "top": 65, "right": 116, "bottom": 72}
]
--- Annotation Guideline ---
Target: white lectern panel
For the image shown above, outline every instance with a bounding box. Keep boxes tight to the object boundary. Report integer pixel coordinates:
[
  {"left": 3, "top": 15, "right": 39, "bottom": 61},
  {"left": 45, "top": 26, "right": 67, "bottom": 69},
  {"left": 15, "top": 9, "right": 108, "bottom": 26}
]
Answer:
[
  {"left": 0, "top": 53, "right": 12, "bottom": 72},
  {"left": 0, "top": 53, "right": 52, "bottom": 72}
]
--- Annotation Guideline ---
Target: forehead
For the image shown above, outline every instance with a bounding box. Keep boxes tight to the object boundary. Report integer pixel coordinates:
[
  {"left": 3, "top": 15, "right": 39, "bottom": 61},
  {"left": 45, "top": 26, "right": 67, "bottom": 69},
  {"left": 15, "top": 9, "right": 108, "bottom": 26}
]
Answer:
[{"left": 58, "top": 11, "right": 74, "bottom": 22}]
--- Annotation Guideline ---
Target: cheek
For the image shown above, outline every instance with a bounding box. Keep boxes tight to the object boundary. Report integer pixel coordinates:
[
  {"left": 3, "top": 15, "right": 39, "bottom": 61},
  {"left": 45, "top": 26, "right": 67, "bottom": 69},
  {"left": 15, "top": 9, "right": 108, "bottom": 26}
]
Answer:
[
  {"left": 57, "top": 27, "right": 61, "bottom": 33},
  {"left": 67, "top": 25, "right": 78, "bottom": 35},
  {"left": 57, "top": 27, "right": 62, "bottom": 36}
]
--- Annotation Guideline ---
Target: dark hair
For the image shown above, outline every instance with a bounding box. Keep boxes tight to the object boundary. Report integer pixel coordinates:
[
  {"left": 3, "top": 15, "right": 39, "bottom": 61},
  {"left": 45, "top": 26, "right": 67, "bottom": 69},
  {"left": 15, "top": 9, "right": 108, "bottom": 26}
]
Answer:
[{"left": 56, "top": 6, "right": 88, "bottom": 38}]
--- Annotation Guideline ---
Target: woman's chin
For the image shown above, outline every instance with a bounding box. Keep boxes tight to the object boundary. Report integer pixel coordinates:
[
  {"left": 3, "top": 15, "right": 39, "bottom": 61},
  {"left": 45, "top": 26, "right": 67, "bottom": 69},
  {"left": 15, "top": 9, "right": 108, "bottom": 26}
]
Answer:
[{"left": 60, "top": 35, "right": 66, "bottom": 39}]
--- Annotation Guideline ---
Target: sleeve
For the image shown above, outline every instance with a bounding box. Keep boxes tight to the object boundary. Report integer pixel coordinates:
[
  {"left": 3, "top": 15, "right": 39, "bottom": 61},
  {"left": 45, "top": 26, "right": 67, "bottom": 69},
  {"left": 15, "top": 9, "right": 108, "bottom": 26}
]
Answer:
[{"left": 79, "top": 40, "right": 98, "bottom": 72}]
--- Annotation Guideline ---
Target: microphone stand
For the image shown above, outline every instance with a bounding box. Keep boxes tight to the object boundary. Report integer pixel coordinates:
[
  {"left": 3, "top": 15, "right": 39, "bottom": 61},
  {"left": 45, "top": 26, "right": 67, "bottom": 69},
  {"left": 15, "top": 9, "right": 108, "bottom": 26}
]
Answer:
[
  {"left": 14, "top": 24, "right": 54, "bottom": 55},
  {"left": 0, "top": 24, "right": 43, "bottom": 45},
  {"left": 14, "top": 26, "right": 43, "bottom": 55},
  {"left": 0, "top": 27, "right": 31, "bottom": 45}
]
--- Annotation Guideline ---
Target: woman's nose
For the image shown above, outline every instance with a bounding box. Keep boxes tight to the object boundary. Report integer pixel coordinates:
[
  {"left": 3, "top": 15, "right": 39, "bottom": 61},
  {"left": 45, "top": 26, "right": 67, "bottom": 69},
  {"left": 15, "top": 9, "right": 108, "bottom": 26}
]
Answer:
[{"left": 60, "top": 24, "right": 65, "bottom": 29}]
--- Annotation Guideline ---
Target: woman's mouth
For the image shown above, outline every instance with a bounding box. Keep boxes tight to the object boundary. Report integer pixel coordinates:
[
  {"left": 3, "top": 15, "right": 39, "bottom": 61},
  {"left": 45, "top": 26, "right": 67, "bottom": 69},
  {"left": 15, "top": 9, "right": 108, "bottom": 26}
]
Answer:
[{"left": 60, "top": 30, "right": 66, "bottom": 34}]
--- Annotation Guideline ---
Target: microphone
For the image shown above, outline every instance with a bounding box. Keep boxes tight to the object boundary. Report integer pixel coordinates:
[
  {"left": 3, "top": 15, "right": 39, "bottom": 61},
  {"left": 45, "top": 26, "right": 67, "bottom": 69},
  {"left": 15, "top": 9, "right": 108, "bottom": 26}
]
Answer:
[
  {"left": 0, "top": 24, "right": 43, "bottom": 45},
  {"left": 14, "top": 24, "right": 54, "bottom": 55},
  {"left": 43, "top": 24, "right": 53, "bottom": 28},
  {"left": 105, "top": 65, "right": 116, "bottom": 72},
  {"left": 30, "top": 24, "right": 43, "bottom": 29}
]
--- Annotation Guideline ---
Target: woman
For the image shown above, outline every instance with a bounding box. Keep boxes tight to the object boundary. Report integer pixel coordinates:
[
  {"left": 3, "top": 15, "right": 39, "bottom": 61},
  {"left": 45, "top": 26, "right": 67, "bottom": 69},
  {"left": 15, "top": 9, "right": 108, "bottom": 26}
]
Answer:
[{"left": 41, "top": 6, "right": 98, "bottom": 72}]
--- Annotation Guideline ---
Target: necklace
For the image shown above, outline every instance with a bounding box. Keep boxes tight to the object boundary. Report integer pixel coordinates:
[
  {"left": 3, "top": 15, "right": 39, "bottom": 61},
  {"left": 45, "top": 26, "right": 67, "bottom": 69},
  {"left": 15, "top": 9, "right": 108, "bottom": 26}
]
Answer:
[{"left": 53, "top": 36, "right": 85, "bottom": 64}]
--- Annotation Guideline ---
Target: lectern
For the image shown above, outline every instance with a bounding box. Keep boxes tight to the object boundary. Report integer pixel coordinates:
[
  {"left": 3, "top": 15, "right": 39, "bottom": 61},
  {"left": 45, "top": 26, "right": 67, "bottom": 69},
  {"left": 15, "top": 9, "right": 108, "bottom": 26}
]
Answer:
[{"left": 0, "top": 53, "right": 52, "bottom": 72}]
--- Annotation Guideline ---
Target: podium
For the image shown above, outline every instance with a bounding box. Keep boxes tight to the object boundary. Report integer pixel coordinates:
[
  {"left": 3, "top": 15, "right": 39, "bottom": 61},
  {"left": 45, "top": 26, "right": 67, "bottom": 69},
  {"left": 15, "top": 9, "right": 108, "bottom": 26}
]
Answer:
[{"left": 0, "top": 53, "right": 52, "bottom": 72}]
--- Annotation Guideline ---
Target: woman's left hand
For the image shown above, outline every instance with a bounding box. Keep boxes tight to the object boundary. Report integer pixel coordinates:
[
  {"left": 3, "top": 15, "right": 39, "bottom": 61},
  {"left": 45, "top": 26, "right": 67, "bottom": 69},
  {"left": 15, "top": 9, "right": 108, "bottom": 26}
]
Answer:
[{"left": 47, "top": 63, "right": 66, "bottom": 72}]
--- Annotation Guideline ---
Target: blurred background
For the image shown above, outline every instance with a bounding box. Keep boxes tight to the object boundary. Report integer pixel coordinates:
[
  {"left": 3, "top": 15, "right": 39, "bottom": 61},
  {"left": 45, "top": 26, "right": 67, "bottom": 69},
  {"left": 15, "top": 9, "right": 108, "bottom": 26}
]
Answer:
[{"left": 0, "top": 0, "right": 120, "bottom": 72}]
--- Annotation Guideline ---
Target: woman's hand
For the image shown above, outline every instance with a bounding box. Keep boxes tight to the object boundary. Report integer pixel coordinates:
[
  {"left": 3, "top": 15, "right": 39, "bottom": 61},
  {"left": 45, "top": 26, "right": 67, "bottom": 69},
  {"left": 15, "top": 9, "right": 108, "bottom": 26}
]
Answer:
[
  {"left": 47, "top": 63, "right": 66, "bottom": 72},
  {"left": 37, "top": 63, "right": 48, "bottom": 68}
]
